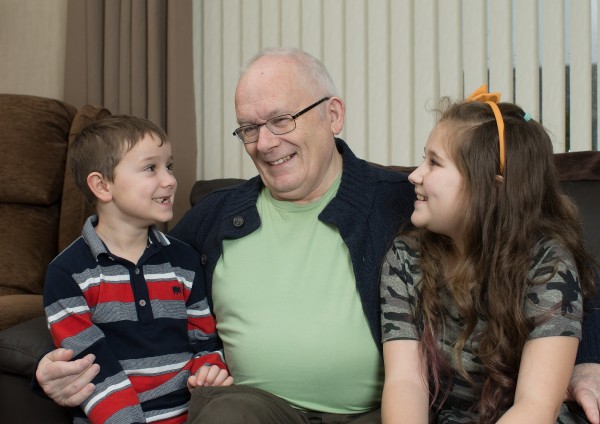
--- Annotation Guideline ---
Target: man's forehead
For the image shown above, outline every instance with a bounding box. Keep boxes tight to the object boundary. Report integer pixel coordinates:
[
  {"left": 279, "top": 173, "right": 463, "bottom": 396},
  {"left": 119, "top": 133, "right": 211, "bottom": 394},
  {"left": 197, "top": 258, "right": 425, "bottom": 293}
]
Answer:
[{"left": 235, "top": 93, "right": 305, "bottom": 123}]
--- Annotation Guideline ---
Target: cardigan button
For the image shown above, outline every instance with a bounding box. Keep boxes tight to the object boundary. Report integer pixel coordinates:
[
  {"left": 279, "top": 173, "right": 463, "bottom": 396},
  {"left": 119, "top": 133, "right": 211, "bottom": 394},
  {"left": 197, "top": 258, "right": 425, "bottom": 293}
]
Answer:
[
  {"left": 201, "top": 254, "right": 208, "bottom": 265},
  {"left": 232, "top": 216, "right": 245, "bottom": 227}
]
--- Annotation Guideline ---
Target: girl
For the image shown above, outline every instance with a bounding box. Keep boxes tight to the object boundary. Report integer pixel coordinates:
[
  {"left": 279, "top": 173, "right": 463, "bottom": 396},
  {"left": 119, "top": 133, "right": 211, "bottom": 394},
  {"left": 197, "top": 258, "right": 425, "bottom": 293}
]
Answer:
[{"left": 380, "top": 86, "right": 597, "bottom": 423}]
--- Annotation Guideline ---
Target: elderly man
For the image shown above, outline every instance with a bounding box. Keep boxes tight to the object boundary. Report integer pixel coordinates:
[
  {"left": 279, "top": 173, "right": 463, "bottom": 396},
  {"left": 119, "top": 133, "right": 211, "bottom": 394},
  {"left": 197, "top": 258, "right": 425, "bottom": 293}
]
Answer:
[{"left": 36, "top": 48, "right": 600, "bottom": 424}]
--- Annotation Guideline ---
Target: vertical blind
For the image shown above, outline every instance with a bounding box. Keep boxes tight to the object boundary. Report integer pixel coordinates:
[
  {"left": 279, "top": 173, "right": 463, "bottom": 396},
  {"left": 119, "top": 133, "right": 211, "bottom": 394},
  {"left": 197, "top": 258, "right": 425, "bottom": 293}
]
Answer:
[{"left": 194, "top": 0, "right": 599, "bottom": 180}]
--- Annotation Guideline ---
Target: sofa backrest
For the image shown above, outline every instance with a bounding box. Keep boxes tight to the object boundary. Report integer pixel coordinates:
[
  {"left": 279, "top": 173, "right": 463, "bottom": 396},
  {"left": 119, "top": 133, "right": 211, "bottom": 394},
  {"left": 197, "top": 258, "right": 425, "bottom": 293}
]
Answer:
[
  {"left": 190, "top": 151, "right": 600, "bottom": 263},
  {"left": 0, "top": 94, "right": 109, "bottom": 297},
  {"left": 555, "top": 151, "right": 600, "bottom": 262}
]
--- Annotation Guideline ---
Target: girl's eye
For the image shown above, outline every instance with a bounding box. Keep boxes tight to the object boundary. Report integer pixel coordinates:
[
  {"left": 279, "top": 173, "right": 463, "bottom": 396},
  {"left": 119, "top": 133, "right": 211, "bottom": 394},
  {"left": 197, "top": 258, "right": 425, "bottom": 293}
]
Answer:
[
  {"left": 145, "top": 165, "right": 156, "bottom": 171},
  {"left": 422, "top": 156, "right": 438, "bottom": 167}
]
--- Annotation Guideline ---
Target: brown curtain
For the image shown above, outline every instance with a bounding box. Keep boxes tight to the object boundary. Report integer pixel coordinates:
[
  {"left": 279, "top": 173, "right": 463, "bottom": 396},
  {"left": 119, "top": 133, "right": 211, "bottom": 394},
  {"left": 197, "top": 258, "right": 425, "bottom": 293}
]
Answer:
[{"left": 63, "top": 0, "right": 196, "bottom": 227}]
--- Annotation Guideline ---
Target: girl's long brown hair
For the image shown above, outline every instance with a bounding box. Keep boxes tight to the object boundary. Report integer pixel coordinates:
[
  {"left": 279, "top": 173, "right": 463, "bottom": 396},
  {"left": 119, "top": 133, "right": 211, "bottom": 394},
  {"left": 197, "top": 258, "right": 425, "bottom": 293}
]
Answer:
[{"left": 408, "top": 100, "right": 597, "bottom": 422}]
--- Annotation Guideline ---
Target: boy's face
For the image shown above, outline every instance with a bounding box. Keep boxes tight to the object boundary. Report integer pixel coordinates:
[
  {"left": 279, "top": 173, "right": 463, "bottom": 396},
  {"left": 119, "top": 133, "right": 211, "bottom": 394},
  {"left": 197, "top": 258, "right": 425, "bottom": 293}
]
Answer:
[{"left": 108, "top": 133, "right": 176, "bottom": 226}]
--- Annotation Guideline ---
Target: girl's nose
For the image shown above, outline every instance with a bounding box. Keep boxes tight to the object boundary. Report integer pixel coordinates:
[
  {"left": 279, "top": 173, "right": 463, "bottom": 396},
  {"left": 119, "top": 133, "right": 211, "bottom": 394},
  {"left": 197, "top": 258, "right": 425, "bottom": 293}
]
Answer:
[{"left": 408, "top": 167, "right": 422, "bottom": 185}]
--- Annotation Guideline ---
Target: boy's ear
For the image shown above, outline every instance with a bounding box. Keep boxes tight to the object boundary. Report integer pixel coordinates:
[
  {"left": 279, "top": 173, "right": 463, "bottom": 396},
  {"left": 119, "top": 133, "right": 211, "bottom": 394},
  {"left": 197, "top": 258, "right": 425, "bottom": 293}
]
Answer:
[{"left": 87, "top": 172, "right": 112, "bottom": 203}]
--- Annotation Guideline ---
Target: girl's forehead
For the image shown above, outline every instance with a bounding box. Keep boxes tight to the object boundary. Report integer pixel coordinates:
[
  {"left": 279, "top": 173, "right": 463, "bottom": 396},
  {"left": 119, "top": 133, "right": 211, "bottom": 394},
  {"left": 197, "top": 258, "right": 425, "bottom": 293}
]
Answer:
[{"left": 427, "top": 124, "right": 453, "bottom": 149}]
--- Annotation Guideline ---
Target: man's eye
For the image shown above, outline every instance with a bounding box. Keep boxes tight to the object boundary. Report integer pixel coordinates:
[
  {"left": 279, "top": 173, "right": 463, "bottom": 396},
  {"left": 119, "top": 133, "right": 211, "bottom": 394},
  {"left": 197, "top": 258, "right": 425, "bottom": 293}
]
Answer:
[
  {"left": 270, "top": 116, "right": 292, "bottom": 128},
  {"left": 242, "top": 126, "right": 258, "bottom": 136}
]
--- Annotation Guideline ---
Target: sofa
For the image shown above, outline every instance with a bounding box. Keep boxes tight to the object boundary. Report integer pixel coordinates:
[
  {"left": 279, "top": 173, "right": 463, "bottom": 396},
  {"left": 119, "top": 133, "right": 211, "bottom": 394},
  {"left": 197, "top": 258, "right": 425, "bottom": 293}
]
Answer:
[
  {"left": 0, "top": 94, "right": 110, "bottom": 423},
  {"left": 0, "top": 100, "right": 598, "bottom": 422}
]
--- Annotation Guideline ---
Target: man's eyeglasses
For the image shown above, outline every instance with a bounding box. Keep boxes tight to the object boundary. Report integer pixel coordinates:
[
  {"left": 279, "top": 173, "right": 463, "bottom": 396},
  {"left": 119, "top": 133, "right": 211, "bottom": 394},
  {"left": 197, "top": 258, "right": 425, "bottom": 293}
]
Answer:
[{"left": 232, "top": 97, "right": 331, "bottom": 144}]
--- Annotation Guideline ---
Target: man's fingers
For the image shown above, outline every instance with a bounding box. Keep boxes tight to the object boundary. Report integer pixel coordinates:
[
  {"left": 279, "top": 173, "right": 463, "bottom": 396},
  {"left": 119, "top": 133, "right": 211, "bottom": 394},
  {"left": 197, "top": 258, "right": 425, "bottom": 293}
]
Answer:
[
  {"left": 50, "top": 363, "right": 99, "bottom": 406},
  {"left": 51, "top": 363, "right": 99, "bottom": 407},
  {"left": 577, "top": 390, "right": 600, "bottom": 424},
  {"left": 62, "top": 382, "right": 97, "bottom": 408},
  {"left": 568, "top": 363, "right": 600, "bottom": 424},
  {"left": 36, "top": 350, "right": 99, "bottom": 407},
  {"left": 43, "top": 348, "right": 76, "bottom": 362},
  {"left": 38, "top": 353, "right": 96, "bottom": 382}
]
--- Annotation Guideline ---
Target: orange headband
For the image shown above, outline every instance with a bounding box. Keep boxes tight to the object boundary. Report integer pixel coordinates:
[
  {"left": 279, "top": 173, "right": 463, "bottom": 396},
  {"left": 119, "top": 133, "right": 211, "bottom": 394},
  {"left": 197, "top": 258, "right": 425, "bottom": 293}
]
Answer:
[{"left": 466, "top": 85, "right": 505, "bottom": 174}]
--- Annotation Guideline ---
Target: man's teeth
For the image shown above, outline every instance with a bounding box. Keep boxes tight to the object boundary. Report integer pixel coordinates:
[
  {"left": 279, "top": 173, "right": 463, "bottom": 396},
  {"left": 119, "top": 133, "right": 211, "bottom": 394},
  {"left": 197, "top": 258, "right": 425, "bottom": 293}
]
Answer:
[{"left": 270, "top": 154, "right": 292, "bottom": 165}]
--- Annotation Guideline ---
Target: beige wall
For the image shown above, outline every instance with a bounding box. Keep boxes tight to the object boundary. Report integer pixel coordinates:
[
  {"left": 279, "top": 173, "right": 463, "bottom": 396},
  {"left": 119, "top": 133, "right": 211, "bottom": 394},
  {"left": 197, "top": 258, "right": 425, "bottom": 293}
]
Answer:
[{"left": 0, "top": 0, "right": 68, "bottom": 100}]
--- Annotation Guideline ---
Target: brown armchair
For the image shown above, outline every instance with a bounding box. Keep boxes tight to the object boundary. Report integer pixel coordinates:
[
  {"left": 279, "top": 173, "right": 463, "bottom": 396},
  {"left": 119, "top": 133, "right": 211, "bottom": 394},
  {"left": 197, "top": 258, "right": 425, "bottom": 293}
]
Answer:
[{"left": 0, "top": 94, "right": 109, "bottom": 423}]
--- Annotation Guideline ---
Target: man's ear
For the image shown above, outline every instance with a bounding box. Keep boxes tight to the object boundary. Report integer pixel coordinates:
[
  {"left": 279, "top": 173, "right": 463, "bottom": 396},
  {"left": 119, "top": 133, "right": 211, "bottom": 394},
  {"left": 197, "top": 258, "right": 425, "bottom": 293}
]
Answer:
[
  {"left": 87, "top": 172, "right": 112, "bottom": 203},
  {"left": 327, "top": 97, "right": 345, "bottom": 135}
]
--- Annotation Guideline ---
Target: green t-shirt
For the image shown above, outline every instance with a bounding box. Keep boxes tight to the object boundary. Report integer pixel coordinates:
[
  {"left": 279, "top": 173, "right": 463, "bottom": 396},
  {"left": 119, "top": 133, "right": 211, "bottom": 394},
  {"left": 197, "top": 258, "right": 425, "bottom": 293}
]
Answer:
[{"left": 212, "top": 176, "right": 383, "bottom": 413}]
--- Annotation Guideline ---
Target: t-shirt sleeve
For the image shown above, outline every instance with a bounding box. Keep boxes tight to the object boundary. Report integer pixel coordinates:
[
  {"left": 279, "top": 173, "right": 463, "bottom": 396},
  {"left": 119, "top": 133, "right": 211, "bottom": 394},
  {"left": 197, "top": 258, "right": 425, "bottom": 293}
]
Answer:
[
  {"left": 380, "top": 239, "right": 421, "bottom": 343},
  {"left": 526, "top": 239, "right": 584, "bottom": 340}
]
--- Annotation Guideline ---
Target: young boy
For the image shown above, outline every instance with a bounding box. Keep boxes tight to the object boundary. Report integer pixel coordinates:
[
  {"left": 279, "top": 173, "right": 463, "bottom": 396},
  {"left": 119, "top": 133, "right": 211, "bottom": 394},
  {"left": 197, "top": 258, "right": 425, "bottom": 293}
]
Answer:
[{"left": 43, "top": 115, "right": 232, "bottom": 424}]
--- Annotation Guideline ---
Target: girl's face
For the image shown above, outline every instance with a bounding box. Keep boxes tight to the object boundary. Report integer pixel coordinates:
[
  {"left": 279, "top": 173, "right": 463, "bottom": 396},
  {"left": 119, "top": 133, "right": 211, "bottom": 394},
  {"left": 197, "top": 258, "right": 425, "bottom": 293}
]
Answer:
[{"left": 408, "top": 124, "right": 465, "bottom": 247}]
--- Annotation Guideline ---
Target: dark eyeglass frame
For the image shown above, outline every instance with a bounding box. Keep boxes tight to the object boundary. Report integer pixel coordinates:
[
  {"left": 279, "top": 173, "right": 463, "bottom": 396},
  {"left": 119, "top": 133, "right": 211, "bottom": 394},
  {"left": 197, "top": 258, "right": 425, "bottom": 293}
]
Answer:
[{"left": 232, "top": 97, "right": 331, "bottom": 144}]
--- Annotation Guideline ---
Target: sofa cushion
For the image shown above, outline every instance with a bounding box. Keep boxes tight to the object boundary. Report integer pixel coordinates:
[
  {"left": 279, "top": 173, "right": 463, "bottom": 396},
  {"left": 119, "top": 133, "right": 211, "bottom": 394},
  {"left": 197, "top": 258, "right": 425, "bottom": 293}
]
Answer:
[
  {"left": 0, "top": 295, "right": 44, "bottom": 332},
  {"left": 190, "top": 178, "right": 247, "bottom": 207},
  {"left": 189, "top": 153, "right": 600, "bottom": 261},
  {"left": 555, "top": 151, "right": 600, "bottom": 182},
  {"left": 0, "top": 316, "right": 53, "bottom": 376},
  {"left": 0, "top": 203, "right": 59, "bottom": 294},
  {"left": 561, "top": 181, "right": 600, "bottom": 262},
  {"left": 555, "top": 151, "right": 600, "bottom": 261},
  {"left": 0, "top": 95, "right": 76, "bottom": 205}
]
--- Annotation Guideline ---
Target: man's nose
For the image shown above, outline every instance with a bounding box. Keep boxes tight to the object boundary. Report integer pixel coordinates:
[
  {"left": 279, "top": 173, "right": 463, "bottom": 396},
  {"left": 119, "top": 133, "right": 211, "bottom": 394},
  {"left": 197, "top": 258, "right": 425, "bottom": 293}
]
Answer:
[{"left": 256, "top": 125, "right": 279, "bottom": 151}]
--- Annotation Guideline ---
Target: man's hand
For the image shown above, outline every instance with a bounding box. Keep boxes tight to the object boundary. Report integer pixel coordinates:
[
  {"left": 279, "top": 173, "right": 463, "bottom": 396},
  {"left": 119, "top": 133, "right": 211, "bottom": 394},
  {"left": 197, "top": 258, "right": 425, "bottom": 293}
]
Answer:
[
  {"left": 565, "top": 363, "right": 600, "bottom": 424},
  {"left": 35, "top": 348, "right": 100, "bottom": 407},
  {"left": 187, "top": 364, "right": 233, "bottom": 391}
]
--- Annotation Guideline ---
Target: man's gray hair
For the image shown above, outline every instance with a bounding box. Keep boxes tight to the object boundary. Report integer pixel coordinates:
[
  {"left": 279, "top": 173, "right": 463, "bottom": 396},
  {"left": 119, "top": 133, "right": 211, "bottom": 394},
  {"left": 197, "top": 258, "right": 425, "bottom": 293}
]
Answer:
[{"left": 240, "top": 47, "right": 340, "bottom": 99}]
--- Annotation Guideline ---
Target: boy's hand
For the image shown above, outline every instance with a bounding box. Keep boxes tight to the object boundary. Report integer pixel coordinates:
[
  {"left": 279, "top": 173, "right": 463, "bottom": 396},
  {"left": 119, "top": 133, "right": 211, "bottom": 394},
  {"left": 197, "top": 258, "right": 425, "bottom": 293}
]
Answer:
[{"left": 187, "top": 364, "right": 233, "bottom": 391}]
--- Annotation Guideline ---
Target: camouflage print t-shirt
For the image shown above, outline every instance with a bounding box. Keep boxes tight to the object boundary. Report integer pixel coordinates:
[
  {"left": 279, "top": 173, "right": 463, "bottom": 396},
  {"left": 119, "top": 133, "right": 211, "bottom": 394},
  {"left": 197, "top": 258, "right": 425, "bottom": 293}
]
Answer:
[{"left": 380, "top": 236, "right": 587, "bottom": 424}]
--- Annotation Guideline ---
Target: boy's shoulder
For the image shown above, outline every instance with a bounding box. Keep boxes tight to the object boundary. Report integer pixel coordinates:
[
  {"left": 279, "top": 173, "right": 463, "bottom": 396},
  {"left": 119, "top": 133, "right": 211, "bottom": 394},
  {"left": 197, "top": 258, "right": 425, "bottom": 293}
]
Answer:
[{"left": 49, "top": 236, "right": 96, "bottom": 272}]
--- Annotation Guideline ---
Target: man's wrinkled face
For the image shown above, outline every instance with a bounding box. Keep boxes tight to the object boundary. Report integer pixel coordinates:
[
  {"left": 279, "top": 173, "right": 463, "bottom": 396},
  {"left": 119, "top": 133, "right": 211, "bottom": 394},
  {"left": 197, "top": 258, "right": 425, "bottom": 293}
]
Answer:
[{"left": 234, "top": 56, "right": 341, "bottom": 204}]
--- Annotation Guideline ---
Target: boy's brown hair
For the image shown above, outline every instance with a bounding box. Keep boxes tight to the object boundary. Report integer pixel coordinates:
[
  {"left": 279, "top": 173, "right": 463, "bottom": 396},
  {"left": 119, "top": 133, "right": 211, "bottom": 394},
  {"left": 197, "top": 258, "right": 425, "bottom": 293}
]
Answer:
[{"left": 70, "top": 115, "right": 169, "bottom": 203}]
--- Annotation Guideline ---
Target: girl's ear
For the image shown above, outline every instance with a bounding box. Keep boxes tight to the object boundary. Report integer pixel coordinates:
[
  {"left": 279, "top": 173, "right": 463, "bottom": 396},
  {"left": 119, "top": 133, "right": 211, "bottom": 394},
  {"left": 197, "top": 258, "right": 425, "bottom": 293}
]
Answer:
[{"left": 87, "top": 172, "right": 112, "bottom": 203}]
